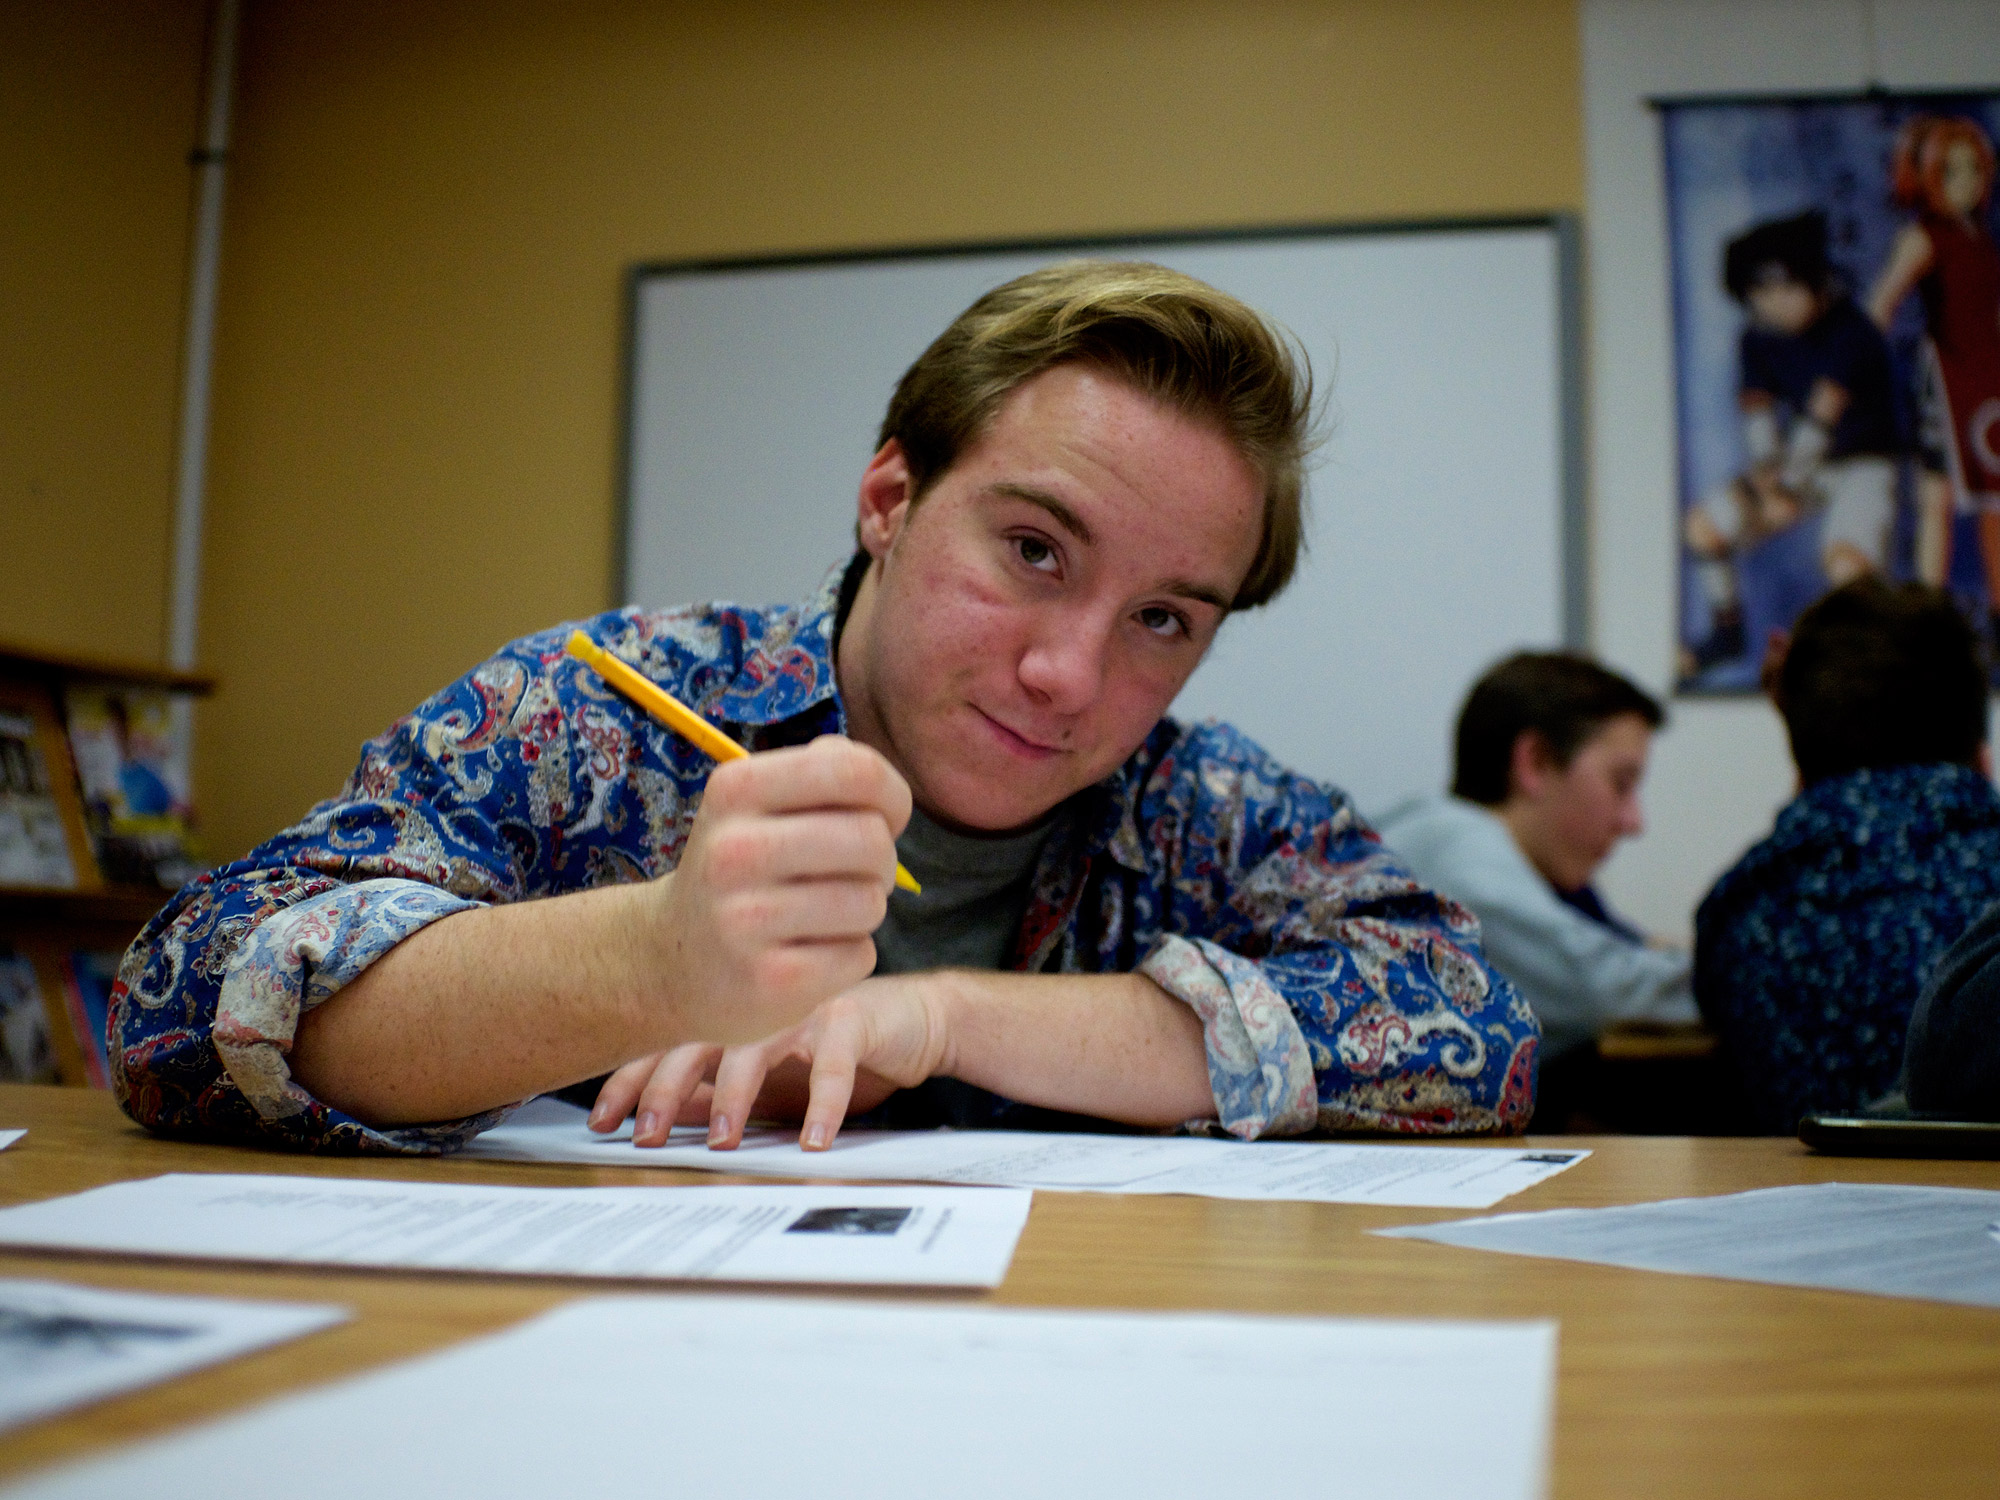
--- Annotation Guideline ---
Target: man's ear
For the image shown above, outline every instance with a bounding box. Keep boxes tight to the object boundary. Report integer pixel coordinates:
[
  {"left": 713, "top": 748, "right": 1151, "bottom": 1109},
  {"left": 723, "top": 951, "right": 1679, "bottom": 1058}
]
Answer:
[
  {"left": 1508, "top": 729, "right": 1558, "bottom": 802},
  {"left": 856, "top": 439, "right": 915, "bottom": 561}
]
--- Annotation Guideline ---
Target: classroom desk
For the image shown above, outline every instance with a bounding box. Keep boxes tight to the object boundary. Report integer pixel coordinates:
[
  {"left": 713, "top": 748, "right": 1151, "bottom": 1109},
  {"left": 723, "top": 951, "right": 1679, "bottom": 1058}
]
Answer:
[{"left": 0, "top": 1083, "right": 1995, "bottom": 1498}]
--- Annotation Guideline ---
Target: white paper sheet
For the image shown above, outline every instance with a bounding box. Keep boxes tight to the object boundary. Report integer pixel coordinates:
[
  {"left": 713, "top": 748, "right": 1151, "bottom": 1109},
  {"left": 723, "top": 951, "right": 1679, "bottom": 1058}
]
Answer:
[
  {"left": 0, "top": 1174, "right": 1030, "bottom": 1290},
  {"left": 0, "top": 1130, "right": 23, "bottom": 1151},
  {"left": 1378, "top": 1182, "right": 2000, "bottom": 1307},
  {"left": 0, "top": 1278, "right": 347, "bottom": 1434},
  {"left": 465, "top": 1097, "right": 1588, "bottom": 1208},
  {"left": 5, "top": 1296, "right": 1559, "bottom": 1500}
]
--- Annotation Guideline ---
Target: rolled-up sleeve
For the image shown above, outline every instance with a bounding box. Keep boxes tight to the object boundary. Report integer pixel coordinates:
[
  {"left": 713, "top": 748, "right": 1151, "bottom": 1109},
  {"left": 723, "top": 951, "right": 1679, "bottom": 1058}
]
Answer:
[
  {"left": 113, "top": 858, "right": 508, "bottom": 1153},
  {"left": 110, "top": 625, "right": 607, "bottom": 1153},
  {"left": 1140, "top": 934, "right": 1317, "bottom": 1138},
  {"left": 1141, "top": 725, "right": 1541, "bottom": 1137}
]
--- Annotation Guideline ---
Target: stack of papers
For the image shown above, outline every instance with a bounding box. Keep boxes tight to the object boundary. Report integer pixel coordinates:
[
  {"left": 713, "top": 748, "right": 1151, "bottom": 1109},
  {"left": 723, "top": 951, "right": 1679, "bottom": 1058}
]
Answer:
[
  {"left": 0, "top": 1279, "right": 346, "bottom": 1433},
  {"left": 5, "top": 1296, "right": 1559, "bottom": 1500},
  {"left": 0, "top": 1174, "right": 1031, "bottom": 1289},
  {"left": 1378, "top": 1182, "right": 2000, "bottom": 1307},
  {"left": 467, "top": 1098, "right": 1589, "bottom": 1208}
]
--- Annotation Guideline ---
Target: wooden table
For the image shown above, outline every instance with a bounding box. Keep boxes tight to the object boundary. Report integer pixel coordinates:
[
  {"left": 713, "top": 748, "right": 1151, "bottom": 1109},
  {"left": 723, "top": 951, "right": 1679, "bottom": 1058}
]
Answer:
[{"left": 1, "top": 1084, "right": 1995, "bottom": 1497}]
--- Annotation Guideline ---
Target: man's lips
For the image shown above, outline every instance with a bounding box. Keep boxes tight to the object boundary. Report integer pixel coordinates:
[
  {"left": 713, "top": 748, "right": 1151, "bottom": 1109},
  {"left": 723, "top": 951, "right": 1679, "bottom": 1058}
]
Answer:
[{"left": 974, "top": 707, "right": 1065, "bottom": 759}]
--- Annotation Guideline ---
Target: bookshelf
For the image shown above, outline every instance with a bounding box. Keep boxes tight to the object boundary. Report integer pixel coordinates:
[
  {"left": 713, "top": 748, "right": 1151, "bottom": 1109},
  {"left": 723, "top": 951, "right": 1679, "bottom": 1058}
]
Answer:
[{"left": 0, "top": 640, "right": 214, "bottom": 1087}]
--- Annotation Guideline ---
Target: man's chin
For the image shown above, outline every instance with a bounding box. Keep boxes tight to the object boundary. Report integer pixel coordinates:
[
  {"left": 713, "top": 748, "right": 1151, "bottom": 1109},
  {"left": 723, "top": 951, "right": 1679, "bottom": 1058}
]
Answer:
[{"left": 913, "top": 769, "right": 1075, "bottom": 837}]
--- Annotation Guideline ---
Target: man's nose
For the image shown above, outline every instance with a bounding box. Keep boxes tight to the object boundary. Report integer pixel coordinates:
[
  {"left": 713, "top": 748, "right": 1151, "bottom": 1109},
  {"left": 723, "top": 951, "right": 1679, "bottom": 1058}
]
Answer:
[
  {"left": 1017, "top": 610, "right": 1111, "bottom": 713},
  {"left": 1620, "top": 794, "right": 1646, "bottom": 838}
]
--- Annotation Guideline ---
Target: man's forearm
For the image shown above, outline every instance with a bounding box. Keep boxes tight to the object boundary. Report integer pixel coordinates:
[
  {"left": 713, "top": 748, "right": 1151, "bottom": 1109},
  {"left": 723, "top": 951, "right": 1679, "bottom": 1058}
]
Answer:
[
  {"left": 291, "top": 882, "right": 666, "bottom": 1128},
  {"left": 933, "top": 970, "right": 1216, "bottom": 1127}
]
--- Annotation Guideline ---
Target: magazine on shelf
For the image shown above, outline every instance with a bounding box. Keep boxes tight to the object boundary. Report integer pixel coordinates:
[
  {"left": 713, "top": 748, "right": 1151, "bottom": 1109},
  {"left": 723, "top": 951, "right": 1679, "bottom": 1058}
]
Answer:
[
  {"left": 0, "top": 704, "right": 78, "bottom": 889},
  {"left": 64, "top": 687, "right": 200, "bottom": 889}
]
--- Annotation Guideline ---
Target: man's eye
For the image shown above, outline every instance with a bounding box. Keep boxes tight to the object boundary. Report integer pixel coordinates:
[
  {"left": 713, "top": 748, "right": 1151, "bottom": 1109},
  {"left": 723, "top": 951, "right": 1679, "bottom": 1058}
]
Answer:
[
  {"left": 1138, "top": 606, "right": 1186, "bottom": 637},
  {"left": 1016, "top": 537, "right": 1058, "bottom": 572}
]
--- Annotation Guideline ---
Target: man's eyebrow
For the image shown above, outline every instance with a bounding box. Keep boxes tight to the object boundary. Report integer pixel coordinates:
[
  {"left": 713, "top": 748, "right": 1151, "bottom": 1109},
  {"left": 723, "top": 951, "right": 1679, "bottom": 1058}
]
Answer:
[
  {"left": 1159, "top": 577, "right": 1233, "bottom": 612},
  {"left": 989, "top": 483, "right": 1094, "bottom": 546}
]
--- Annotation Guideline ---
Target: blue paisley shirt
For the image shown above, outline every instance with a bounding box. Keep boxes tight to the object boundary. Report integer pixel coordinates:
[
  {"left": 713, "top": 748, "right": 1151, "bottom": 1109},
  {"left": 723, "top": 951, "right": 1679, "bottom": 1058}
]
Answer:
[
  {"left": 1694, "top": 761, "right": 2000, "bottom": 1133},
  {"left": 111, "top": 561, "right": 1539, "bottom": 1154}
]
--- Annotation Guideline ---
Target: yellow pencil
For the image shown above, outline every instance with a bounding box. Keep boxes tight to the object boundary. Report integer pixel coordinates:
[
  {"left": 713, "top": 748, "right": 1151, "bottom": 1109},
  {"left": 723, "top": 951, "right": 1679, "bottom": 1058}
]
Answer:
[{"left": 565, "top": 631, "right": 920, "bottom": 894}]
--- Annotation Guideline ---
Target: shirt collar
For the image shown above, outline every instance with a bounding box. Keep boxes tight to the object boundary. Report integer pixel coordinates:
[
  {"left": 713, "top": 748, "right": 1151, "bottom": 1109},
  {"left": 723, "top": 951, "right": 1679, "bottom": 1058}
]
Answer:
[{"left": 712, "top": 557, "right": 858, "bottom": 731}]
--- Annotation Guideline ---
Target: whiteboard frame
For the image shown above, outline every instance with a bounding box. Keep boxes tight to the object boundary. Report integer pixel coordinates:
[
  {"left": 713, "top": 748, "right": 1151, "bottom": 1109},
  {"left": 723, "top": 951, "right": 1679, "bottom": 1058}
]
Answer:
[{"left": 615, "top": 215, "right": 1588, "bottom": 646}]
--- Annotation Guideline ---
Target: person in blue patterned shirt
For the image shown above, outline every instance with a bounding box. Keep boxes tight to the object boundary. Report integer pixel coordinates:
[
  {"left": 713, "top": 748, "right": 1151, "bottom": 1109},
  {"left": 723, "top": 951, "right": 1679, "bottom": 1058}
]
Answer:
[
  {"left": 1695, "top": 577, "right": 2000, "bottom": 1132},
  {"left": 111, "top": 260, "right": 1539, "bottom": 1155}
]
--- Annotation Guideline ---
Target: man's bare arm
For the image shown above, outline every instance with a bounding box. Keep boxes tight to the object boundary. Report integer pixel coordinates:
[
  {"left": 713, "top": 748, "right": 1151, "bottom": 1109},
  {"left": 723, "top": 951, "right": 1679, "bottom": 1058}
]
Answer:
[{"left": 294, "top": 882, "right": 672, "bottom": 1125}]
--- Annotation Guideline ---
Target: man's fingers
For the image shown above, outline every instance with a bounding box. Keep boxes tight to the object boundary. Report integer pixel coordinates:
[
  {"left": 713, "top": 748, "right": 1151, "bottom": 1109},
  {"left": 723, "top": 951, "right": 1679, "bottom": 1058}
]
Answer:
[
  {"left": 745, "top": 936, "right": 879, "bottom": 1015},
  {"left": 709, "top": 737, "right": 910, "bottom": 825},
  {"left": 631, "top": 1044, "right": 722, "bottom": 1147},
  {"left": 590, "top": 1052, "right": 666, "bottom": 1132},
  {"left": 706, "top": 1043, "right": 781, "bottom": 1150},
  {"left": 800, "top": 1042, "right": 860, "bottom": 1152},
  {"left": 717, "top": 878, "right": 892, "bottom": 948},
  {"left": 798, "top": 1007, "right": 867, "bottom": 1151},
  {"left": 704, "top": 811, "right": 899, "bottom": 890}
]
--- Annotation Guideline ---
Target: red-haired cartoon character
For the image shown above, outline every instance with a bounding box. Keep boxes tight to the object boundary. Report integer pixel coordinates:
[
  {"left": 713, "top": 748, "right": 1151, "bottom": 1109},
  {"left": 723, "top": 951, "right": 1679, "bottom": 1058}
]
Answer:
[{"left": 1869, "top": 115, "right": 2000, "bottom": 637}]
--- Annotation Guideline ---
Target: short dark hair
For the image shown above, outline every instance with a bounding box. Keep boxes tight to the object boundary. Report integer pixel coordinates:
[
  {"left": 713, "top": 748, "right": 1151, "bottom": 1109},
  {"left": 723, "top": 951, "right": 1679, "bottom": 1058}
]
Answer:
[
  {"left": 1777, "top": 578, "right": 1988, "bottom": 785},
  {"left": 877, "top": 260, "right": 1317, "bottom": 609},
  {"left": 1452, "top": 653, "right": 1666, "bottom": 806},
  {"left": 1723, "top": 209, "right": 1832, "bottom": 302}
]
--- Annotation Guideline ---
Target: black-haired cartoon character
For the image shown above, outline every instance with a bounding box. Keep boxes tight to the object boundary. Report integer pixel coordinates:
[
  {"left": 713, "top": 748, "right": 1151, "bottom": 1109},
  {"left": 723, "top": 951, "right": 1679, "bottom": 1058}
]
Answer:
[{"left": 1685, "top": 210, "right": 1901, "bottom": 669}]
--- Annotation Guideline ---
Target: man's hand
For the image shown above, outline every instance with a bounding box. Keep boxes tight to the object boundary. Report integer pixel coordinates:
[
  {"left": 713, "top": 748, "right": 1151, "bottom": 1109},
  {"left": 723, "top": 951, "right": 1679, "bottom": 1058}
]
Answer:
[
  {"left": 588, "top": 969, "right": 1217, "bottom": 1149},
  {"left": 589, "top": 975, "right": 952, "bottom": 1150},
  {"left": 637, "top": 736, "right": 911, "bottom": 1047}
]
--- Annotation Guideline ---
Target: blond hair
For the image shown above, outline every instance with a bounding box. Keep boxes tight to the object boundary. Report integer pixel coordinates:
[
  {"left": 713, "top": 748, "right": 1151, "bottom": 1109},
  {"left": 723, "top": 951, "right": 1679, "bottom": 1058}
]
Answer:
[{"left": 878, "top": 260, "right": 1316, "bottom": 609}]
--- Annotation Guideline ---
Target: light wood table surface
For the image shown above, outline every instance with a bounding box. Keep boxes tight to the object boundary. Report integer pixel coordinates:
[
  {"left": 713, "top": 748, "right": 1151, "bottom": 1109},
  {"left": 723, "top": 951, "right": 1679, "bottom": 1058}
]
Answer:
[{"left": 0, "top": 1083, "right": 1995, "bottom": 1497}]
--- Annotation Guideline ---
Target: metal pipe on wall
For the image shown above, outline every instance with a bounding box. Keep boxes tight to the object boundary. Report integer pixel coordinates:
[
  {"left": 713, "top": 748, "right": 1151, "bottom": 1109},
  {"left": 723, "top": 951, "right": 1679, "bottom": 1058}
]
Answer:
[{"left": 165, "top": 0, "right": 242, "bottom": 673}]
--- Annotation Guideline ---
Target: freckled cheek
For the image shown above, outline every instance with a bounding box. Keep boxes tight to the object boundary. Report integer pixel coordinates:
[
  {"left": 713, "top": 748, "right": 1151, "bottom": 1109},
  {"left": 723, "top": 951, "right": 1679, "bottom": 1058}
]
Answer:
[{"left": 1082, "top": 666, "right": 1183, "bottom": 755}]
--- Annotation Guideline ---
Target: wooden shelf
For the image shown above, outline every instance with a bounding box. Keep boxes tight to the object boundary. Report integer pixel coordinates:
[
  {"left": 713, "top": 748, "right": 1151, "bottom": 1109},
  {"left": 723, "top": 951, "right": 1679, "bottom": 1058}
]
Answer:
[
  {"left": 0, "top": 886, "right": 177, "bottom": 930},
  {"left": 0, "top": 640, "right": 214, "bottom": 696}
]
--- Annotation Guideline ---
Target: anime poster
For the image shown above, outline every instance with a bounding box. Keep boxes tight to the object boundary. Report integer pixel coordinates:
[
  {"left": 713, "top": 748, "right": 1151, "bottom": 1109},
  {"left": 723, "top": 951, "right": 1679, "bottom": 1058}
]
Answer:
[{"left": 1663, "top": 92, "right": 2000, "bottom": 691}]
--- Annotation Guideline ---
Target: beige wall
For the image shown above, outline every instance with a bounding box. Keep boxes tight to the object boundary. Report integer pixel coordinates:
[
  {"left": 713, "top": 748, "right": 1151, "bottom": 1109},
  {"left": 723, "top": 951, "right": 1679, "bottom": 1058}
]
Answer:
[
  {"left": 192, "top": 0, "right": 1579, "bottom": 857},
  {"left": 0, "top": 0, "right": 205, "bottom": 663}
]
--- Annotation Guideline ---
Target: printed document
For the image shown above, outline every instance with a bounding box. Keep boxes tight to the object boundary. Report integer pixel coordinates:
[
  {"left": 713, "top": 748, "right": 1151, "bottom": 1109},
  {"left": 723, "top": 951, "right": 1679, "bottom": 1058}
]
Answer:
[
  {"left": 0, "top": 1278, "right": 345, "bottom": 1434},
  {"left": 466, "top": 1097, "right": 1587, "bottom": 1208},
  {"left": 0, "top": 1174, "right": 1030, "bottom": 1290},
  {"left": 1379, "top": 1181, "right": 2000, "bottom": 1307},
  {"left": 7, "top": 1296, "right": 1558, "bottom": 1500},
  {"left": 0, "top": 1130, "right": 22, "bottom": 1151}
]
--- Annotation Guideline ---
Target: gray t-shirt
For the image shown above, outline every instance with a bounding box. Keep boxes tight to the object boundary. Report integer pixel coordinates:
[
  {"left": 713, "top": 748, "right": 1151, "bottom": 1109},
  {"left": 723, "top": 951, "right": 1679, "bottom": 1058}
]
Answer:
[{"left": 872, "top": 806, "right": 1054, "bottom": 975}]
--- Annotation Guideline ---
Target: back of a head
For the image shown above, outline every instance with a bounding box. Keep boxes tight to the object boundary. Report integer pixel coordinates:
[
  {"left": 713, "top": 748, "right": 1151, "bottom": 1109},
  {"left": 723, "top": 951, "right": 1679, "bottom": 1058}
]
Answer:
[
  {"left": 879, "top": 260, "right": 1317, "bottom": 609},
  {"left": 1452, "top": 652, "right": 1665, "bottom": 806},
  {"left": 1778, "top": 578, "right": 1988, "bottom": 786}
]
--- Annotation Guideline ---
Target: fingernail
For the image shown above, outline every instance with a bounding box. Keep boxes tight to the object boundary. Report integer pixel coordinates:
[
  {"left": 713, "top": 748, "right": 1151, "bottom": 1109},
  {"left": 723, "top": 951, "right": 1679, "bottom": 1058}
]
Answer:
[
  {"left": 636, "top": 1110, "right": 660, "bottom": 1141},
  {"left": 587, "top": 1101, "right": 608, "bottom": 1129},
  {"left": 803, "top": 1121, "right": 828, "bottom": 1150},
  {"left": 707, "top": 1114, "right": 731, "bottom": 1146}
]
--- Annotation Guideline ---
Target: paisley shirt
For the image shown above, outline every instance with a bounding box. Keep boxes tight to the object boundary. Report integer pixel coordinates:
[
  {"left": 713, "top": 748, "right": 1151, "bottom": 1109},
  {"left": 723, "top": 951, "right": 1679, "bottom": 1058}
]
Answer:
[
  {"left": 111, "top": 562, "right": 1539, "bottom": 1154},
  {"left": 1694, "top": 761, "right": 2000, "bottom": 1133}
]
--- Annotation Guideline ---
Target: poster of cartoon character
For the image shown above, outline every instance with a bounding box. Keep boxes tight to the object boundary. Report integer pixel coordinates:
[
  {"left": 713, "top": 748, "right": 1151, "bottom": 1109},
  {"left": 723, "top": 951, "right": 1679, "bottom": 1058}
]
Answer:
[{"left": 1663, "top": 92, "right": 2000, "bottom": 691}]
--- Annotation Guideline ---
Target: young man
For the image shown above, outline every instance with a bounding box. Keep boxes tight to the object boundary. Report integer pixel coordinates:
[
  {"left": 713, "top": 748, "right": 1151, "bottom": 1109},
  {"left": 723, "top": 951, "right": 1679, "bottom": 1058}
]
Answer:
[
  {"left": 1375, "top": 654, "right": 1696, "bottom": 1072},
  {"left": 111, "top": 261, "right": 1538, "bottom": 1155},
  {"left": 1696, "top": 578, "right": 2000, "bottom": 1133}
]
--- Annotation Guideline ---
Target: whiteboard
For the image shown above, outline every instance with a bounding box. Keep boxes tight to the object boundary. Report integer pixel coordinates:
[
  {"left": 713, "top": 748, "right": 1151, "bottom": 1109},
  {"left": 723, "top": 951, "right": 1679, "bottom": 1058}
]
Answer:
[{"left": 622, "top": 222, "right": 1581, "bottom": 814}]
